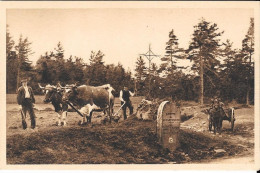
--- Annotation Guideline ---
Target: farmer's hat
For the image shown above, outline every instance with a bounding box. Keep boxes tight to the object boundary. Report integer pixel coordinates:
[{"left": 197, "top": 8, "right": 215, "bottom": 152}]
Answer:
[{"left": 20, "top": 78, "right": 28, "bottom": 83}]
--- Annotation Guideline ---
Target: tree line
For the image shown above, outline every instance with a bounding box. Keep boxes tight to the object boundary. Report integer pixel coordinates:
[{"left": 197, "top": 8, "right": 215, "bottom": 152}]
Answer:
[
  {"left": 6, "top": 18, "right": 254, "bottom": 105},
  {"left": 134, "top": 18, "right": 254, "bottom": 105}
]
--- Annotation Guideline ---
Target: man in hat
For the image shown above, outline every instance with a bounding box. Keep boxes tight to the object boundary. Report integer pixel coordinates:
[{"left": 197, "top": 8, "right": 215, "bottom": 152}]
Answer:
[
  {"left": 119, "top": 86, "right": 135, "bottom": 120},
  {"left": 17, "top": 78, "right": 36, "bottom": 129},
  {"left": 210, "top": 90, "right": 224, "bottom": 110}
]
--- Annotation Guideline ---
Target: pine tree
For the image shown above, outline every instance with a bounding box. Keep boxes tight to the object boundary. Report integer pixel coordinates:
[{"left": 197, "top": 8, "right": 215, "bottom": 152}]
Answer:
[
  {"left": 15, "top": 35, "right": 34, "bottom": 89},
  {"left": 54, "top": 42, "right": 64, "bottom": 60},
  {"left": 241, "top": 18, "right": 254, "bottom": 105},
  {"left": 105, "top": 63, "right": 126, "bottom": 96},
  {"left": 87, "top": 50, "right": 106, "bottom": 86},
  {"left": 134, "top": 56, "right": 147, "bottom": 81},
  {"left": 53, "top": 42, "right": 70, "bottom": 83},
  {"left": 6, "top": 25, "right": 16, "bottom": 93},
  {"left": 150, "top": 63, "right": 159, "bottom": 77},
  {"left": 161, "top": 29, "right": 183, "bottom": 74},
  {"left": 35, "top": 52, "right": 54, "bottom": 84},
  {"left": 187, "top": 18, "right": 223, "bottom": 104},
  {"left": 6, "top": 25, "right": 15, "bottom": 55},
  {"left": 149, "top": 63, "right": 161, "bottom": 98},
  {"left": 134, "top": 56, "right": 147, "bottom": 96},
  {"left": 219, "top": 40, "right": 237, "bottom": 101},
  {"left": 73, "top": 56, "right": 85, "bottom": 83}
]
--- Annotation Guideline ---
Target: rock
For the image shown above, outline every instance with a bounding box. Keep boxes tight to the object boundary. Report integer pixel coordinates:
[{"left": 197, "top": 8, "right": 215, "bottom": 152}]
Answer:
[
  {"left": 9, "top": 126, "right": 18, "bottom": 129},
  {"left": 214, "top": 149, "right": 226, "bottom": 157},
  {"left": 168, "top": 162, "right": 177, "bottom": 164},
  {"left": 181, "top": 152, "right": 185, "bottom": 156},
  {"left": 214, "top": 149, "right": 226, "bottom": 153},
  {"left": 45, "top": 147, "right": 54, "bottom": 153},
  {"left": 237, "top": 144, "right": 246, "bottom": 148}
]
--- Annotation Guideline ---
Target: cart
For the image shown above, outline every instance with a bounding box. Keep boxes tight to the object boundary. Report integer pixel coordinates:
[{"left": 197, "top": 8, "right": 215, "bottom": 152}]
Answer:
[{"left": 208, "top": 107, "right": 235, "bottom": 132}]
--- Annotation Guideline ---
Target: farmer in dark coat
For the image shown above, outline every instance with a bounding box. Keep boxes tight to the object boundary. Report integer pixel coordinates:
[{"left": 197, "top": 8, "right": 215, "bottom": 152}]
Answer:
[
  {"left": 119, "top": 86, "right": 135, "bottom": 120},
  {"left": 17, "top": 78, "right": 36, "bottom": 129}
]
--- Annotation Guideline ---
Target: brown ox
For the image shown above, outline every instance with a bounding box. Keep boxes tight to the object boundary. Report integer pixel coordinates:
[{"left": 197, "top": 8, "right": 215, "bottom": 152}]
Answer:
[{"left": 62, "top": 84, "right": 114, "bottom": 124}]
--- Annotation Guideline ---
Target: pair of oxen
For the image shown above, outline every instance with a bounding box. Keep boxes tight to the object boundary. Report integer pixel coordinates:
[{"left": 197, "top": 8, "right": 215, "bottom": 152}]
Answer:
[{"left": 38, "top": 83, "right": 115, "bottom": 126}]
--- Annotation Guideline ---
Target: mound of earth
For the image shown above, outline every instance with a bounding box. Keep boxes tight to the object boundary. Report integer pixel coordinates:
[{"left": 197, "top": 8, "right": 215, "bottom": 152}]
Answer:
[{"left": 7, "top": 116, "right": 247, "bottom": 164}]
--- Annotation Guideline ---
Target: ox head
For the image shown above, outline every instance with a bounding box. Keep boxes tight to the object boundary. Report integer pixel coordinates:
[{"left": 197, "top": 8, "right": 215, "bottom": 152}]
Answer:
[
  {"left": 38, "top": 83, "right": 59, "bottom": 103},
  {"left": 62, "top": 84, "right": 78, "bottom": 102}
]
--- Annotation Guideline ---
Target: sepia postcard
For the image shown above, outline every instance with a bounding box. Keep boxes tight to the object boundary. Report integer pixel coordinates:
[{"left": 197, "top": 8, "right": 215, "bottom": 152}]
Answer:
[{"left": 0, "top": 1, "right": 259, "bottom": 170}]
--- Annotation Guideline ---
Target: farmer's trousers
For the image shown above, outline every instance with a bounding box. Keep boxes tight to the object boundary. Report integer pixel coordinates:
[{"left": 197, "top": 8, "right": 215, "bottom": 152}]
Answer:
[
  {"left": 121, "top": 101, "right": 133, "bottom": 120},
  {"left": 21, "top": 98, "right": 36, "bottom": 129}
]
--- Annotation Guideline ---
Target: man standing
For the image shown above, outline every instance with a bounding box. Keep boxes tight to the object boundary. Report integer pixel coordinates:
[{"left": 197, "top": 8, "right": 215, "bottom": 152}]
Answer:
[
  {"left": 119, "top": 86, "right": 135, "bottom": 120},
  {"left": 17, "top": 78, "right": 36, "bottom": 129}
]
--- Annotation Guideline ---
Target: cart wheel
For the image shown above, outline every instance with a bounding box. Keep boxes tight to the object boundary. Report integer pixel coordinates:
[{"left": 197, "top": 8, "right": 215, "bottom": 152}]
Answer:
[{"left": 230, "top": 112, "right": 235, "bottom": 132}]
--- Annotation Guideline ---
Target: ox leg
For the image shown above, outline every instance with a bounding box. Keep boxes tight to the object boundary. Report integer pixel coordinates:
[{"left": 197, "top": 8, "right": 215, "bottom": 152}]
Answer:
[
  {"left": 88, "top": 111, "right": 93, "bottom": 123},
  {"left": 62, "top": 111, "right": 67, "bottom": 126},
  {"left": 57, "top": 112, "right": 62, "bottom": 126},
  {"left": 85, "top": 115, "right": 89, "bottom": 123},
  {"left": 79, "top": 106, "right": 89, "bottom": 125},
  {"left": 85, "top": 115, "right": 90, "bottom": 124},
  {"left": 109, "top": 106, "right": 113, "bottom": 123},
  {"left": 106, "top": 108, "right": 111, "bottom": 123},
  {"left": 82, "top": 115, "right": 86, "bottom": 125},
  {"left": 219, "top": 119, "right": 223, "bottom": 135},
  {"left": 111, "top": 107, "right": 114, "bottom": 114},
  {"left": 103, "top": 108, "right": 110, "bottom": 123},
  {"left": 213, "top": 120, "right": 216, "bottom": 135}
]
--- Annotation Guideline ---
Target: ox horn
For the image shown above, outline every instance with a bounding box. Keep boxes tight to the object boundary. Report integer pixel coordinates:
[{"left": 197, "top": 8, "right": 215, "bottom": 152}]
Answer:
[
  {"left": 57, "top": 82, "right": 65, "bottom": 89},
  {"left": 38, "top": 83, "right": 45, "bottom": 90},
  {"left": 75, "top": 81, "right": 80, "bottom": 87}
]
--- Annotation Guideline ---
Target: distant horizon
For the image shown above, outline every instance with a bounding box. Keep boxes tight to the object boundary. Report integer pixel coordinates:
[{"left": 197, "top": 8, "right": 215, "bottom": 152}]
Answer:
[{"left": 7, "top": 8, "right": 253, "bottom": 74}]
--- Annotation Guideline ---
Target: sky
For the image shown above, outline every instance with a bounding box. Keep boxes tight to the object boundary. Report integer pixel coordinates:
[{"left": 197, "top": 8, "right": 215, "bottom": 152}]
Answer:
[{"left": 7, "top": 8, "right": 253, "bottom": 74}]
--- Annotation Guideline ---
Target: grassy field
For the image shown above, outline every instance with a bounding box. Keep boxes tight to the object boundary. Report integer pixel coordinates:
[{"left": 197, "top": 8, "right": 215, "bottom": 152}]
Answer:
[{"left": 6, "top": 94, "right": 45, "bottom": 104}]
